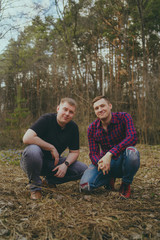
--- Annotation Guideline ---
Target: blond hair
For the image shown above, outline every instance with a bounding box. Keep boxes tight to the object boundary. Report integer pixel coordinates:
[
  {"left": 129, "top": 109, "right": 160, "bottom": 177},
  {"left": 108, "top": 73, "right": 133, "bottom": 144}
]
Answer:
[{"left": 60, "top": 98, "right": 77, "bottom": 108}]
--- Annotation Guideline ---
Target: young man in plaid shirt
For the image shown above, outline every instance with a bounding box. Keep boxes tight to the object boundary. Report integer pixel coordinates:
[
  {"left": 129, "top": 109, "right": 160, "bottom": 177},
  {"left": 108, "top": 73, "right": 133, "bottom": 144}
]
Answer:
[{"left": 80, "top": 96, "right": 140, "bottom": 199}]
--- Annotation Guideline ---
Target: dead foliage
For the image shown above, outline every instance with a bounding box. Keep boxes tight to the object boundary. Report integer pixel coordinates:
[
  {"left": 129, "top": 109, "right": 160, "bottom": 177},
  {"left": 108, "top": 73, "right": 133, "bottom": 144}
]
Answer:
[{"left": 0, "top": 145, "right": 160, "bottom": 240}]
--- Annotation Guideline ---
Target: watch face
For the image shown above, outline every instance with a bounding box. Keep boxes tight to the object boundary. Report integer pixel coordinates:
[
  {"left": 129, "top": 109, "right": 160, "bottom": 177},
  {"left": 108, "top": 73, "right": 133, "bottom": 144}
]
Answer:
[{"left": 65, "top": 161, "right": 69, "bottom": 167}]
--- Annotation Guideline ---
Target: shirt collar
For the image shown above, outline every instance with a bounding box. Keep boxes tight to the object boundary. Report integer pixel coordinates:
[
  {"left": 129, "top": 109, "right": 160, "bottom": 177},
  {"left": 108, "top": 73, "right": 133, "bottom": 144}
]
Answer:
[
  {"left": 55, "top": 114, "right": 67, "bottom": 131},
  {"left": 97, "top": 112, "right": 118, "bottom": 128}
]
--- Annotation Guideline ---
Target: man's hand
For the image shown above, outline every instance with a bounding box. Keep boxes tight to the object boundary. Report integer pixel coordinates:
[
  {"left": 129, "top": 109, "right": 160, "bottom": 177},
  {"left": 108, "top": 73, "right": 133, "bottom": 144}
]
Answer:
[
  {"left": 52, "top": 163, "right": 68, "bottom": 178},
  {"left": 50, "top": 147, "right": 59, "bottom": 166},
  {"left": 98, "top": 152, "right": 113, "bottom": 175}
]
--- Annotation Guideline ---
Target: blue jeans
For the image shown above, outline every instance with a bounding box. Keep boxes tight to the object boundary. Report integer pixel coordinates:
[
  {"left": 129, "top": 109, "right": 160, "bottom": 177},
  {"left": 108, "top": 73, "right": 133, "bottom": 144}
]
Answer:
[
  {"left": 80, "top": 147, "right": 140, "bottom": 191},
  {"left": 20, "top": 144, "right": 88, "bottom": 191}
]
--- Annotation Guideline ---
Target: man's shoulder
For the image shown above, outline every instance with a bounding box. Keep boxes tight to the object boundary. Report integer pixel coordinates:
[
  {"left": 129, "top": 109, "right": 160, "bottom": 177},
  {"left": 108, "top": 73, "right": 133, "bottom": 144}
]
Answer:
[
  {"left": 30, "top": 113, "right": 56, "bottom": 131},
  {"left": 112, "top": 112, "right": 133, "bottom": 123},
  {"left": 34, "top": 113, "right": 57, "bottom": 126},
  {"left": 67, "top": 120, "right": 78, "bottom": 129},
  {"left": 112, "top": 112, "right": 131, "bottom": 118},
  {"left": 88, "top": 119, "right": 99, "bottom": 129},
  {"left": 112, "top": 112, "right": 127, "bottom": 116},
  {"left": 42, "top": 112, "right": 56, "bottom": 117},
  {"left": 40, "top": 113, "right": 56, "bottom": 120}
]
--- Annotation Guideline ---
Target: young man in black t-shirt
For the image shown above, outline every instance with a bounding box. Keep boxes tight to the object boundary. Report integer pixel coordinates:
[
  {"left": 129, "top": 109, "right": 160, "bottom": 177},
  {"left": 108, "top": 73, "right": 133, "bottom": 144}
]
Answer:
[{"left": 20, "top": 98, "right": 88, "bottom": 200}]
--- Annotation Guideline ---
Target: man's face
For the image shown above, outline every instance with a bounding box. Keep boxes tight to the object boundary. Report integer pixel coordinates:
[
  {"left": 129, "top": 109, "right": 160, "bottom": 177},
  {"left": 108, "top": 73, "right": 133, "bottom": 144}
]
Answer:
[
  {"left": 57, "top": 102, "right": 76, "bottom": 126},
  {"left": 93, "top": 98, "right": 112, "bottom": 120}
]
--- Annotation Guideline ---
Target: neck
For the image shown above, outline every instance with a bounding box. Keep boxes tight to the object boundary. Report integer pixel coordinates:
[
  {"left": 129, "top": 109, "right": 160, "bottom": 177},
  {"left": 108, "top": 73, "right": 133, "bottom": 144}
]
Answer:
[
  {"left": 57, "top": 119, "right": 66, "bottom": 129},
  {"left": 101, "top": 113, "right": 112, "bottom": 128}
]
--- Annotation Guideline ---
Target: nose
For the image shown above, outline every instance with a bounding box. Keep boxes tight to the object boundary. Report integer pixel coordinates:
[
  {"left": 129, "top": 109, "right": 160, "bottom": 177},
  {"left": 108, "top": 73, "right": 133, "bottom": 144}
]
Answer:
[
  {"left": 98, "top": 107, "right": 103, "bottom": 112},
  {"left": 66, "top": 110, "right": 70, "bottom": 116}
]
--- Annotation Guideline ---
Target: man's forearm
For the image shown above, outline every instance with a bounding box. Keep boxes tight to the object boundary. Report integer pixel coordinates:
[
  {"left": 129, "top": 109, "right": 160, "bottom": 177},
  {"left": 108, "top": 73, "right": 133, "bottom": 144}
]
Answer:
[
  {"left": 109, "top": 135, "right": 137, "bottom": 158},
  {"left": 89, "top": 152, "right": 101, "bottom": 166},
  {"left": 24, "top": 135, "right": 56, "bottom": 152},
  {"left": 23, "top": 129, "right": 59, "bottom": 163},
  {"left": 103, "top": 151, "right": 113, "bottom": 159},
  {"left": 65, "top": 151, "right": 79, "bottom": 165}
]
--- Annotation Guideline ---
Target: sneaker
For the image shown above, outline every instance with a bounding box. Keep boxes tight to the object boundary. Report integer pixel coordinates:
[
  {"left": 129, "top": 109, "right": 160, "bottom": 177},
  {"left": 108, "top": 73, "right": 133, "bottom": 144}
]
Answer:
[
  {"left": 30, "top": 190, "right": 42, "bottom": 200},
  {"left": 119, "top": 182, "right": 131, "bottom": 199},
  {"left": 104, "top": 177, "right": 115, "bottom": 191}
]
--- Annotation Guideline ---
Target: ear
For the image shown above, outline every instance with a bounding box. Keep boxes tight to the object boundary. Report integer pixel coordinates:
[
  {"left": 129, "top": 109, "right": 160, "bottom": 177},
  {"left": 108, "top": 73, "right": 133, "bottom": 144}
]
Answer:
[
  {"left": 109, "top": 103, "right": 112, "bottom": 110},
  {"left": 57, "top": 105, "right": 60, "bottom": 112}
]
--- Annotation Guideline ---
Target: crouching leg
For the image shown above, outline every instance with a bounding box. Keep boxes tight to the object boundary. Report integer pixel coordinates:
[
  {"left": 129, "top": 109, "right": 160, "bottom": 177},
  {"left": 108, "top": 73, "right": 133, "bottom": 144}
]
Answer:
[{"left": 79, "top": 164, "right": 109, "bottom": 192}]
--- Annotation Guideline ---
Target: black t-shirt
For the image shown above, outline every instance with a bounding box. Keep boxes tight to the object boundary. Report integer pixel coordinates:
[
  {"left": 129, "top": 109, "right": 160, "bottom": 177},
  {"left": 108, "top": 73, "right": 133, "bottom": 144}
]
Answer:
[{"left": 30, "top": 113, "right": 79, "bottom": 160}]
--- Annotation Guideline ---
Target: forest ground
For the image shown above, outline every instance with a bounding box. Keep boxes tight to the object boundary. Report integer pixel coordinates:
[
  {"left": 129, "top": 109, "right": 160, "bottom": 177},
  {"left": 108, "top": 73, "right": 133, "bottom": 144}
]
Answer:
[{"left": 0, "top": 144, "right": 160, "bottom": 240}]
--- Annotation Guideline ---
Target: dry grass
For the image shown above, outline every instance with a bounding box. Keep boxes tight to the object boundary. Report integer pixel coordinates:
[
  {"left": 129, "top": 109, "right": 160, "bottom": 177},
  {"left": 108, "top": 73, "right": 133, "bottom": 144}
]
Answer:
[{"left": 0, "top": 144, "right": 160, "bottom": 240}]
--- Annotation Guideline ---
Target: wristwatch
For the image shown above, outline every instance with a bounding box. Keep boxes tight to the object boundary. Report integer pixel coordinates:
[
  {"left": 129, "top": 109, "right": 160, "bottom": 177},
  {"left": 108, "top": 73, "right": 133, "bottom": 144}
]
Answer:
[{"left": 64, "top": 161, "right": 69, "bottom": 167}]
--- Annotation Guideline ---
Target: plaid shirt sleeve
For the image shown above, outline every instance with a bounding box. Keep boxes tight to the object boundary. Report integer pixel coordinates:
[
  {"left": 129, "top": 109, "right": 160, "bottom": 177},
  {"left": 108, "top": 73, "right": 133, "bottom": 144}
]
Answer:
[
  {"left": 109, "top": 113, "right": 137, "bottom": 157},
  {"left": 87, "top": 123, "right": 101, "bottom": 166}
]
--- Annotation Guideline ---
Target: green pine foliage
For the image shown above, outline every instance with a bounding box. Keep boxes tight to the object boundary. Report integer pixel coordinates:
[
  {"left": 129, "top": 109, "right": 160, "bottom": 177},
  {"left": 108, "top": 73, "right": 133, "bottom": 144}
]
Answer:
[{"left": 0, "top": 0, "right": 160, "bottom": 147}]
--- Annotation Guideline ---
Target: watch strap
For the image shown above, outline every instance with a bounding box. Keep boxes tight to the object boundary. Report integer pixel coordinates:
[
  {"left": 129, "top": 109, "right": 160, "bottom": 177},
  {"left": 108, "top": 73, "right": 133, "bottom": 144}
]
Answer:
[{"left": 64, "top": 161, "right": 69, "bottom": 167}]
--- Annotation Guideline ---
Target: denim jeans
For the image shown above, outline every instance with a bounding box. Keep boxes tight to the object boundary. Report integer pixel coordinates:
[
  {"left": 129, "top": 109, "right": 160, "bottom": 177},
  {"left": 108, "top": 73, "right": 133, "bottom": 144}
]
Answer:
[
  {"left": 80, "top": 146, "right": 140, "bottom": 191},
  {"left": 20, "top": 144, "right": 88, "bottom": 191}
]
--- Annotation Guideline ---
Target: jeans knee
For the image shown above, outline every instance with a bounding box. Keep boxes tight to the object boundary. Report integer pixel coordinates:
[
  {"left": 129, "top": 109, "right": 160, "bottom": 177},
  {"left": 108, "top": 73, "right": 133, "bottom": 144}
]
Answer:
[
  {"left": 21, "top": 145, "right": 43, "bottom": 172},
  {"left": 23, "top": 145, "right": 43, "bottom": 159},
  {"left": 72, "top": 161, "right": 88, "bottom": 176},
  {"left": 126, "top": 147, "right": 140, "bottom": 168},
  {"left": 79, "top": 164, "right": 102, "bottom": 192}
]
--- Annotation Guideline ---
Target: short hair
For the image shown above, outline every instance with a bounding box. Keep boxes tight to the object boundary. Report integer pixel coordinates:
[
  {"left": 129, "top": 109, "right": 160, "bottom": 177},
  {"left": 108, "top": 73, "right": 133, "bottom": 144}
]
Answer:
[
  {"left": 60, "top": 97, "right": 77, "bottom": 108},
  {"left": 92, "top": 95, "right": 111, "bottom": 105}
]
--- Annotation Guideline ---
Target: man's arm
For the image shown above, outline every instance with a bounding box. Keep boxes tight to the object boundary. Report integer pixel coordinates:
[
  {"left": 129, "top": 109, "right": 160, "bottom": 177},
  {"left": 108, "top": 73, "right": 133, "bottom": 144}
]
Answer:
[
  {"left": 109, "top": 113, "right": 137, "bottom": 158},
  {"left": 23, "top": 129, "right": 59, "bottom": 165},
  {"left": 87, "top": 126, "right": 101, "bottom": 166},
  {"left": 65, "top": 149, "right": 80, "bottom": 165},
  {"left": 53, "top": 149, "right": 79, "bottom": 178}
]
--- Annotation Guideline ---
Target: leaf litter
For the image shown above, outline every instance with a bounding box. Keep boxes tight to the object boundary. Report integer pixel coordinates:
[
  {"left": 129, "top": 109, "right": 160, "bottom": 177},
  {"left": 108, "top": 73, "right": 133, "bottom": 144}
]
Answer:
[{"left": 0, "top": 144, "right": 160, "bottom": 240}]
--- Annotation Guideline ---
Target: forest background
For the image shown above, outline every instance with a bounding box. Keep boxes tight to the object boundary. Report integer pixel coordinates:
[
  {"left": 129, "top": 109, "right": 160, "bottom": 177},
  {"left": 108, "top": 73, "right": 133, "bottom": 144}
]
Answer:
[{"left": 0, "top": 0, "right": 160, "bottom": 149}]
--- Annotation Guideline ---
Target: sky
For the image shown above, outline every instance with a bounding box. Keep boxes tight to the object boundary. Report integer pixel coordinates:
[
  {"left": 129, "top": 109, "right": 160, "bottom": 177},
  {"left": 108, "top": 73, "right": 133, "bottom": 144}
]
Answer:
[{"left": 0, "top": 0, "right": 64, "bottom": 53}]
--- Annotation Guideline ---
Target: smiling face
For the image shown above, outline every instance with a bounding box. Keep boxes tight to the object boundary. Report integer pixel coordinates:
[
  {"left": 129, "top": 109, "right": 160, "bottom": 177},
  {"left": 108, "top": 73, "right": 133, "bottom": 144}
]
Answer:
[
  {"left": 57, "top": 101, "right": 76, "bottom": 127},
  {"left": 93, "top": 98, "right": 112, "bottom": 122}
]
